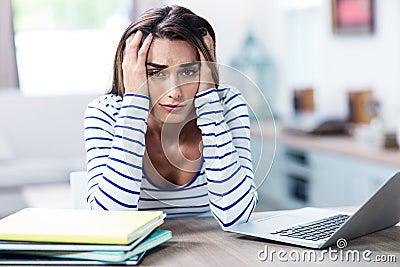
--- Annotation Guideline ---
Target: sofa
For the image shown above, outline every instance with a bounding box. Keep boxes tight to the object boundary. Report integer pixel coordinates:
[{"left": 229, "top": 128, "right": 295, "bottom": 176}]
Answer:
[{"left": 0, "top": 89, "right": 98, "bottom": 187}]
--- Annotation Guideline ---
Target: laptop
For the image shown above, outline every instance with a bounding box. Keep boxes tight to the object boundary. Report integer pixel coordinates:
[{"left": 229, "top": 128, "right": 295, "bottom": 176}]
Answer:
[{"left": 227, "top": 171, "right": 400, "bottom": 249}]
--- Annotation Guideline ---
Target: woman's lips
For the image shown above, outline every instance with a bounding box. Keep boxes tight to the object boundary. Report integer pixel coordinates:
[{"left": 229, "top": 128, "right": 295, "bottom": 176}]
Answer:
[{"left": 160, "top": 104, "right": 185, "bottom": 113}]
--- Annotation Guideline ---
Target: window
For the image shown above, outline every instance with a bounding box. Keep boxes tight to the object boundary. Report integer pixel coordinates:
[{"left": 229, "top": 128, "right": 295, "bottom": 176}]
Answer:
[{"left": 12, "top": 0, "right": 132, "bottom": 95}]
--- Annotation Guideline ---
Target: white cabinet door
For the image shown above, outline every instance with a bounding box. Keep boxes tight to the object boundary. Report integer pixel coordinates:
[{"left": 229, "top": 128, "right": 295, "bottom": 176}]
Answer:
[
  {"left": 349, "top": 159, "right": 398, "bottom": 205},
  {"left": 251, "top": 136, "right": 285, "bottom": 209},
  {"left": 309, "top": 150, "right": 399, "bottom": 207},
  {"left": 309, "top": 151, "right": 358, "bottom": 207},
  {"left": 254, "top": 137, "right": 400, "bottom": 210}
]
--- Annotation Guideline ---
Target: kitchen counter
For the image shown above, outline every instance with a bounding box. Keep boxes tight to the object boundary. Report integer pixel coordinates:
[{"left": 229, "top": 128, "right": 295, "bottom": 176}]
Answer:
[{"left": 252, "top": 123, "right": 400, "bottom": 167}]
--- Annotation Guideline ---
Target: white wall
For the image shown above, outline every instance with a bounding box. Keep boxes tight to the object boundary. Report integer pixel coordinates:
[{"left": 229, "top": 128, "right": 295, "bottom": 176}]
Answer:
[
  {"left": 311, "top": 0, "right": 400, "bottom": 130},
  {"left": 161, "top": 0, "right": 287, "bottom": 119},
  {"left": 158, "top": 0, "right": 283, "bottom": 65},
  {"left": 143, "top": 0, "right": 400, "bottom": 130}
]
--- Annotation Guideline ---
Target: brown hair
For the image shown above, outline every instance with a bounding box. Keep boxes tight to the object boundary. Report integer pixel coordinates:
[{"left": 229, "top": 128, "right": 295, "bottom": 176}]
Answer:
[{"left": 108, "top": 5, "right": 218, "bottom": 96}]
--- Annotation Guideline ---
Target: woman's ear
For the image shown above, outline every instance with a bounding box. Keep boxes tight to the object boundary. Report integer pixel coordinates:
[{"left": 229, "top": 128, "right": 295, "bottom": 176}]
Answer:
[
  {"left": 202, "top": 33, "right": 215, "bottom": 62},
  {"left": 198, "top": 27, "right": 207, "bottom": 37}
]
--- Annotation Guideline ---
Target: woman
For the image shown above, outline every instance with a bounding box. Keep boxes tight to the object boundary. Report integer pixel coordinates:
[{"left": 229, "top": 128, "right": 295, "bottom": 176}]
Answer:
[{"left": 84, "top": 5, "right": 258, "bottom": 228}]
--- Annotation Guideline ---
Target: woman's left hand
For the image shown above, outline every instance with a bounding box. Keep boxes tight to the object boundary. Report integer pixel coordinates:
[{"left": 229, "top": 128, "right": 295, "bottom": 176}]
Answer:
[{"left": 198, "top": 32, "right": 217, "bottom": 92}]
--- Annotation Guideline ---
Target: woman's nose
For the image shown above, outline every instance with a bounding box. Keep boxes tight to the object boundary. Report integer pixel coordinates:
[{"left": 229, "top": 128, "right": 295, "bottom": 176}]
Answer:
[
  {"left": 167, "top": 76, "right": 182, "bottom": 100},
  {"left": 167, "top": 86, "right": 182, "bottom": 100}
]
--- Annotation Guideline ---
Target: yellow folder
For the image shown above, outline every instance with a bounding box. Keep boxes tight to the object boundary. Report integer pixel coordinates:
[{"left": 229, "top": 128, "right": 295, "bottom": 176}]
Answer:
[{"left": 0, "top": 208, "right": 164, "bottom": 245}]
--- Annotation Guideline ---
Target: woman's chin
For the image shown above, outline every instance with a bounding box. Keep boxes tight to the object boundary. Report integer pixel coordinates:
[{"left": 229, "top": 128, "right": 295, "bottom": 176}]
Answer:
[
  {"left": 160, "top": 115, "right": 189, "bottom": 124},
  {"left": 156, "top": 109, "right": 196, "bottom": 124}
]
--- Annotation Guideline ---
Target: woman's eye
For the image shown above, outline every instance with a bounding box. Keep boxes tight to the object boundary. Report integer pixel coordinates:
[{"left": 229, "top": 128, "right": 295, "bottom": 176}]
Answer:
[
  {"left": 182, "top": 69, "right": 197, "bottom": 76},
  {"left": 147, "top": 70, "right": 165, "bottom": 77}
]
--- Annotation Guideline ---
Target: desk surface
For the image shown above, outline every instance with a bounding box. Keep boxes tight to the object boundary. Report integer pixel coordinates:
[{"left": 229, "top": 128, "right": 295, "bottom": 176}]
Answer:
[{"left": 144, "top": 209, "right": 400, "bottom": 266}]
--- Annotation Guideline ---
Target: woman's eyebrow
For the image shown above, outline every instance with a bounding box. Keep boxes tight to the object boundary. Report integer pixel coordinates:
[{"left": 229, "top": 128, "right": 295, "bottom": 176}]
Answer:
[
  {"left": 179, "top": 61, "right": 199, "bottom": 68},
  {"left": 146, "top": 61, "right": 199, "bottom": 69},
  {"left": 146, "top": 62, "right": 168, "bottom": 68}
]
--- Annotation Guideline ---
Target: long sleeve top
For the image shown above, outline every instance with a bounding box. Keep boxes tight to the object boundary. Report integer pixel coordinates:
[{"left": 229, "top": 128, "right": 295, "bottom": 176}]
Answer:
[{"left": 84, "top": 87, "right": 258, "bottom": 228}]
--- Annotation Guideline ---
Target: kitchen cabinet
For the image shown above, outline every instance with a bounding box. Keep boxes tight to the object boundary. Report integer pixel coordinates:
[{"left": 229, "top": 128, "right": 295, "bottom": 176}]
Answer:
[{"left": 253, "top": 133, "right": 399, "bottom": 210}]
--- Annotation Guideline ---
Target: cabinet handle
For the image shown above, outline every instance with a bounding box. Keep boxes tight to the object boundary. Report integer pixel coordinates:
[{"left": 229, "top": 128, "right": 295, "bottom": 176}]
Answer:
[{"left": 285, "top": 149, "right": 308, "bottom": 165}]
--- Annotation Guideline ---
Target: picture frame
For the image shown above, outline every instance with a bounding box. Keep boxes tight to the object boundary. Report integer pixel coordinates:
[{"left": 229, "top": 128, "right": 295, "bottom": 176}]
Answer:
[{"left": 332, "top": 0, "right": 374, "bottom": 35}]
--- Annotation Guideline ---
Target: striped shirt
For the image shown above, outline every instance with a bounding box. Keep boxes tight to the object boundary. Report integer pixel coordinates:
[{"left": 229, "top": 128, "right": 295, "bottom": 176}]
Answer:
[{"left": 84, "top": 87, "right": 258, "bottom": 228}]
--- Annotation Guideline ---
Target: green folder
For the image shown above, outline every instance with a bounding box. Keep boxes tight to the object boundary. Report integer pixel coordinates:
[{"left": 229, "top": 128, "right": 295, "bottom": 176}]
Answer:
[{"left": 12, "top": 230, "right": 172, "bottom": 263}]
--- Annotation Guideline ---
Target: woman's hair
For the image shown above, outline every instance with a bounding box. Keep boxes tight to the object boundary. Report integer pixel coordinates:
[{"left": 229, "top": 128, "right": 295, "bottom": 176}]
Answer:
[{"left": 108, "top": 5, "right": 218, "bottom": 96}]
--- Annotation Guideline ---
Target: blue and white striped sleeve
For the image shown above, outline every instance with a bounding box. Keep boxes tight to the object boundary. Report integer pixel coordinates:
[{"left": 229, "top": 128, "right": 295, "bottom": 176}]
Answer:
[
  {"left": 84, "top": 93, "right": 149, "bottom": 210},
  {"left": 194, "top": 88, "right": 258, "bottom": 229}
]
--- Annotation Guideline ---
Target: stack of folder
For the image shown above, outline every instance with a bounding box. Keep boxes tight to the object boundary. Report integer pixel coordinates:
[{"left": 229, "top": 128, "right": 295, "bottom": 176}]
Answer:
[{"left": 0, "top": 208, "right": 171, "bottom": 265}]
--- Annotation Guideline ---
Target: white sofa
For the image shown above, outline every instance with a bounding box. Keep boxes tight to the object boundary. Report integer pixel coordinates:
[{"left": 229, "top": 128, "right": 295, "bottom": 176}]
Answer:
[{"left": 0, "top": 90, "right": 98, "bottom": 187}]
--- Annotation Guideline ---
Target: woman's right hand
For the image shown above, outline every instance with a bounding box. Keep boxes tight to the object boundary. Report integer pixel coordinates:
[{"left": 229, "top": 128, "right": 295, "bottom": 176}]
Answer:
[
  {"left": 122, "top": 31, "right": 153, "bottom": 95},
  {"left": 197, "top": 32, "right": 217, "bottom": 93}
]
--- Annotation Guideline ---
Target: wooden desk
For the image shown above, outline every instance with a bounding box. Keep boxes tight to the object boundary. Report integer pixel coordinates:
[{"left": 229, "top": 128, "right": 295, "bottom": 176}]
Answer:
[{"left": 144, "top": 209, "right": 400, "bottom": 266}]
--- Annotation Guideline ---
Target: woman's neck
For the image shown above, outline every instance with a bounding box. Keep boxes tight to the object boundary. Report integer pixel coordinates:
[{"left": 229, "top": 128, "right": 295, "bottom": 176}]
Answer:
[{"left": 147, "top": 111, "right": 198, "bottom": 141}]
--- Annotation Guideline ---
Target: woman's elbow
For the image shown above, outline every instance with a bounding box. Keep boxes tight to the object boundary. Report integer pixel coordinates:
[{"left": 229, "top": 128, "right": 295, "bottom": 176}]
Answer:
[{"left": 213, "top": 192, "right": 258, "bottom": 229}]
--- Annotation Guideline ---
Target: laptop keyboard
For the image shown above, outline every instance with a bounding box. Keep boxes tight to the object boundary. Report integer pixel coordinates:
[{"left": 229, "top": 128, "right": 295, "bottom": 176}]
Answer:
[{"left": 270, "top": 214, "right": 350, "bottom": 241}]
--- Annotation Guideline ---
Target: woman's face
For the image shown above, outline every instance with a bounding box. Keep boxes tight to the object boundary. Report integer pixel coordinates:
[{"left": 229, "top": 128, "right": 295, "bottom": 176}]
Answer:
[{"left": 146, "top": 38, "right": 200, "bottom": 124}]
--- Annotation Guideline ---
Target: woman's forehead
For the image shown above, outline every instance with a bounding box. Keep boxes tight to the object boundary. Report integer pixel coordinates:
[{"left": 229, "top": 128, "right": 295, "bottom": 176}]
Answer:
[{"left": 146, "top": 38, "right": 198, "bottom": 67}]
